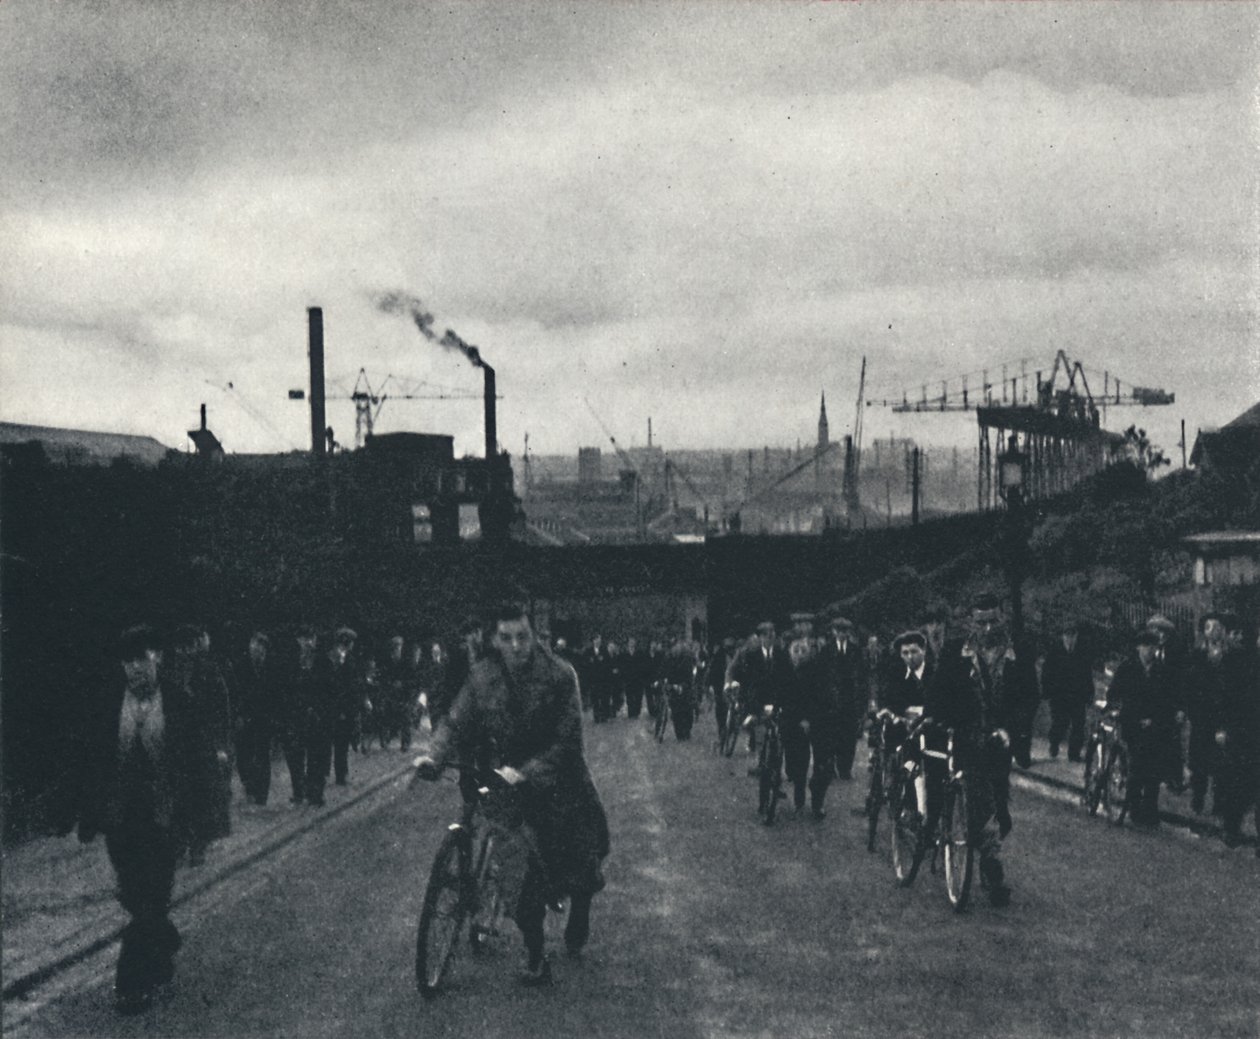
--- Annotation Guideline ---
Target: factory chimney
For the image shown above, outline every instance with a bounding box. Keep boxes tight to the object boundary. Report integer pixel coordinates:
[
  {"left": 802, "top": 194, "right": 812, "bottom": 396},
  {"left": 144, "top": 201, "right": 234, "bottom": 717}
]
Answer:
[
  {"left": 484, "top": 364, "right": 497, "bottom": 461},
  {"left": 308, "top": 306, "right": 326, "bottom": 458}
]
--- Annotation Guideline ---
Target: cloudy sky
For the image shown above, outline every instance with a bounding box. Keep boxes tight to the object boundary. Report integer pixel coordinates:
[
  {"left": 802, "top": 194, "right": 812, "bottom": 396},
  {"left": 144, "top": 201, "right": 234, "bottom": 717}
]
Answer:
[{"left": 2, "top": 1, "right": 1256, "bottom": 462}]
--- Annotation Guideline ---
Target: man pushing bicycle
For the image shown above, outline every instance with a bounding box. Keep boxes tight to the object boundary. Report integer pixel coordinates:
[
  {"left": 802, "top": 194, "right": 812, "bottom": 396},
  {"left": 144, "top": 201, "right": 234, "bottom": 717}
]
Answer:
[
  {"left": 924, "top": 594, "right": 1038, "bottom": 907},
  {"left": 413, "top": 601, "right": 610, "bottom": 985}
]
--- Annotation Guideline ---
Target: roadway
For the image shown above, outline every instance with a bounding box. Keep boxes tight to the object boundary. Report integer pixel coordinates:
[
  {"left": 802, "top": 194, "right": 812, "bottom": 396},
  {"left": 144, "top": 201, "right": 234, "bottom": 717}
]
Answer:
[{"left": 8, "top": 716, "right": 1259, "bottom": 1039}]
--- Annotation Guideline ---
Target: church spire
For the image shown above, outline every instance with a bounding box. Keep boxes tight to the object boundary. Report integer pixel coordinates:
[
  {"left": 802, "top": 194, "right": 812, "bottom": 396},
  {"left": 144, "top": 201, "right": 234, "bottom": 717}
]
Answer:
[{"left": 818, "top": 392, "right": 829, "bottom": 450}]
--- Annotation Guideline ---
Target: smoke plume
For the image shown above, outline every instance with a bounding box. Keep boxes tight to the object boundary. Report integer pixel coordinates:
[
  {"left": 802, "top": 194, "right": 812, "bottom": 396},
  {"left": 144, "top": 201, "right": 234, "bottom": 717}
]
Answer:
[
  {"left": 374, "top": 289, "right": 486, "bottom": 368},
  {"left": 374, "top": 290, "right": 436, "bottom": 341}
]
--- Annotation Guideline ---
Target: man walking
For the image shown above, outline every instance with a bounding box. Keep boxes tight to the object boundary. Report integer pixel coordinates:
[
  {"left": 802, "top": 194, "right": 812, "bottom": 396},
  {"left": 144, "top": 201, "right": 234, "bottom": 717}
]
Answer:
[{"left": 75, "top": 624, "right": 221, "bottom": 1015}]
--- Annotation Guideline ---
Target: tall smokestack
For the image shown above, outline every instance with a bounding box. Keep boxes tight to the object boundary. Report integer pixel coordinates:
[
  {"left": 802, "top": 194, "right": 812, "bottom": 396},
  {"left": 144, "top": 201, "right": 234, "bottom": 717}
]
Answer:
[
  {"left": 483, "top": 364, "right": 497, "bottom": 461},
  {"left": 200, "top": 403, "right": 207, "bottom": 431},
  {"left": 308, "top": 307, "right": 326, "bottom": 457}
]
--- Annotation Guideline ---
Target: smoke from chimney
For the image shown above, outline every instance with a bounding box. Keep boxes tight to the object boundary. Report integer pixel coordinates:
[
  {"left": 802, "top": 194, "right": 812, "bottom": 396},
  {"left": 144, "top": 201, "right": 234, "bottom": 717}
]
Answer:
[
  {"left": 373, "top": 288, "right": 497, "bottom": 459},
  {"left": 374, "top": 290, "right": 437, "bottom": 341},
  {"left": 374, "top": 290, "right": 487, "bottom": 369}
]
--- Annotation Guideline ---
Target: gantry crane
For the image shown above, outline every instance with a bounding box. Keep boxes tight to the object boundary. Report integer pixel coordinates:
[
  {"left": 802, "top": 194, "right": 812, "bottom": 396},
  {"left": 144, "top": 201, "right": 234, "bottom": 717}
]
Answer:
[
  {"left": 293, "top": 368, "right": 487, "bottom": 449},
  {"left": 867, "top": 349, "right": 1174, "bottom": 508}
]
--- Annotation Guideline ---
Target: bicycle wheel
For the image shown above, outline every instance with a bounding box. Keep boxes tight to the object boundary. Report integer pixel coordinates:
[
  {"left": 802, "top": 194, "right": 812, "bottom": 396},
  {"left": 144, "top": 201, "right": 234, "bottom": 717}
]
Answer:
[
  {"left": 1103, "top": 744, "right": 1129, "bottom": 825},
  {"left": 942, "top": 781, "right": 973, "bottom": 911},
  {"left": 468, "top": 833, "right": 504, "bottom": 956},
  {"left": 890, "top": 773, "right": 925, "bottom": 886},
  {"left": 1082, "top": 734, "right": 1105, "bottom": 815},
  {"left": 761, "top": 732, "right": 783, "bottom": 826},
  {"left": 415, "top": 829, "right": 470, "bottom": 997},
  {"left": 864, "top": 751, "right": 886, "bottom": 853}
]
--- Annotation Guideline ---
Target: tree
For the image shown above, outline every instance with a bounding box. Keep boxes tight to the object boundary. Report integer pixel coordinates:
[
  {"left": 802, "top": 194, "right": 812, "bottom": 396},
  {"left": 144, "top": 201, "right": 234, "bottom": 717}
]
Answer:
[{"left": 1121, "top": 425, "right": 1170, "bottom": 475}]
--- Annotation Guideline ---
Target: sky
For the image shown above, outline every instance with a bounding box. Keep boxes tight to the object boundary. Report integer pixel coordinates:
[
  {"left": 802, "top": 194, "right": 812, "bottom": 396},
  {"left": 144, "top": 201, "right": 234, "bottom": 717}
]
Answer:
[{"left": 2, "top": 0, "right": 1257, "bottom": 463}]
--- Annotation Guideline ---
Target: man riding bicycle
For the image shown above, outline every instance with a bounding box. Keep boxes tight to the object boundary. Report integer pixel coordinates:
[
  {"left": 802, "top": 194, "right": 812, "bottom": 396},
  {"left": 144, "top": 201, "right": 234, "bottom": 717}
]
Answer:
[{"left": 413, "top": 602, "right": 610, "bottom": 985}]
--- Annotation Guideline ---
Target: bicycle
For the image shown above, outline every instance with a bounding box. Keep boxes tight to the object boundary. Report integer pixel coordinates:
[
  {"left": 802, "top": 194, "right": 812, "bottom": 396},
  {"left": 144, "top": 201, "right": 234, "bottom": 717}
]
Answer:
[
  {"left": 412, "top": 764, "right": 518, "bottom": 998},
  {"left": 1082, "top": 700, "right": 1129, "bottom": 825},
  {"left": 864, "top": 708, "right": 912, "bottom": 854},
  {"left": 753, "top": 705, "right": 785, "bottom": 825},
  {"left": 653, "top": 682, "right": 671, "bottom": 742},
  {"left": 890, "top": 721, "right": 976, "bottom": 912}
]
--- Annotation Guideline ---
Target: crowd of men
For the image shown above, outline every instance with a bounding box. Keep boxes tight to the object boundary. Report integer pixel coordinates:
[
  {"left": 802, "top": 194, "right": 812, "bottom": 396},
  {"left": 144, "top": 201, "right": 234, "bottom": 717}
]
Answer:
[
  {"left": 67, "top": 595, "right": 1258, "bottom": 1014},
  {"left": 562, "top": 598, "right": 1259, "bottom": 910}
]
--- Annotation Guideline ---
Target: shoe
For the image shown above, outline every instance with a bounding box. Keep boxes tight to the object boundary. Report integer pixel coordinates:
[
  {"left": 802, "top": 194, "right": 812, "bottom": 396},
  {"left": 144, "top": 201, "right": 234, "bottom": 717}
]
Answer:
[
  {"left": 1067, "top": 754, "right": 1082, "bottom": 763},
  {"left": 308, "top": 797, "right": 326, "bottom": 808},
  {"left": 114, "top": 988, "right": 153, "bottom": 1016},
  {"left": 811, "top": 807, "right": 827, "bottom": 821},
  {"left": 518, "top": 955, "right": 553, "bottom": 987},
  {"left": 290, "top": 794, "right": 303, "bottom": 805},
  {"left": 335, "top": 778, "right": 348, "bottom": 787},
  {"left": 1223, "top": 832, "right": 1243, "bottom": 849},
  {"left": 1049, "top": 744, "right": 1060, "bottom": 759}
]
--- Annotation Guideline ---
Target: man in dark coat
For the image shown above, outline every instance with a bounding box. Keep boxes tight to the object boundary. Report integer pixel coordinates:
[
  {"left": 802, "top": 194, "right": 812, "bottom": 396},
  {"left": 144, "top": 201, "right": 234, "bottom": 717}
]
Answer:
[
  {"left": 415, "top": 602, "right": 610, "bottom": 985},
  {"left": 279, "top": 624, "right": 334, "bottom": 807},
  {"left": 432, "top": 618, "right": 482, "bottom": 727},
  {"left": 780, "top": 625, "right": 837, "bottom": 819},
  {"left": 622, "top": 636, "right": 650, "bottom": 719},
  {"left": 662, "top": 637, "right": 698, "bottom": 740},
  {"left": 76, "top": 624, "right": 221, "bottom": 1015},
  {"left": 1041, "top": 620, "right": 1095, "bottom": 762},
  {"left": 583, "top": 634, "right": 612, "bottom": 722},
  {"left": 233, "top": 630, "right": 278, "bottom": 805},
  {"left": 926, "top": 594, "right": 1038, "bottom": 906},
  {"left": 818, "top": 614, "right": 867, "bottom": 780},
  {"left": 1106, "top": 629, "right": 1178, "bottom": 828},
  {"left": 167, "top": 624, "right": 234, "bottom": 863},
  {"left": 328, "top": 627, "right": 366, "bottom": 787}
]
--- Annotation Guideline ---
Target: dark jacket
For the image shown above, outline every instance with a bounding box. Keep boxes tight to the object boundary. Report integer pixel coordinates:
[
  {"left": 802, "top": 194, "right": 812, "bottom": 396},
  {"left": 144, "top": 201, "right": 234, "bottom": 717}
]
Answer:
[
  {"left": 926, "top": 636, "right": 1039, "bottom": 746},
  {"left": 783, "top": 656, "right": 828, "bottom": 731},
  {"left": 77, "top": 676, "right": 219, "bottom": 845},
  {"left": 724, "top": 639, "right": 792, "bottom": 713},
  {"left": 234, "top": 653, "right": 278, "bottom": 728},
  {"left": 818, "top": 636, "right": 868, "bottom": 724},
  {"left": 429, "top": 643, "right": 610, "bottom": 897},
  {"left": 880, "top": 661, "right": 935, "bottom": 717}
]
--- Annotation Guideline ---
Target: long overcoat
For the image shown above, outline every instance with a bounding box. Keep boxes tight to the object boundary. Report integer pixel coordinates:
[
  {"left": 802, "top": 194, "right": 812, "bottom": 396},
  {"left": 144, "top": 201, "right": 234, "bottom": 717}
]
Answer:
[
  {"left": 429, "top": 643, "right": 610, "bottom": 898},
  {"left": 77, "top": 675, "right": 219, "bottom": 848}
]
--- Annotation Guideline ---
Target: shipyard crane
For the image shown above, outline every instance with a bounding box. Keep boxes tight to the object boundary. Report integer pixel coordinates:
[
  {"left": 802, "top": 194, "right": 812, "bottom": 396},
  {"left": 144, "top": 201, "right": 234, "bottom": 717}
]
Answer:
[
  {"left": 291, "top": 368, "right": 488, "bottom": 449},
  {"left": 866, "top": 349, "right": 1175, "bottom": 508}
]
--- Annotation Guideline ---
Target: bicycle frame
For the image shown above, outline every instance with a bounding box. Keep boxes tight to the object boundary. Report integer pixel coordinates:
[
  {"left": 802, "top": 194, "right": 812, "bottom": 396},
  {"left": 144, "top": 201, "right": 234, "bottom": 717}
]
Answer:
[
  {"left": 755, "top": 708, "right": 785, "bottom": 825},
  {"left": 1082, "top": 702, "right": 1129, "bottom": 824},
  {"left": 414, "top": 766, "right": 520, "bottom": 997},
  {"left": 918, "top": 726, "right": 975, "bottom": 911},
  {"left": 865, "top": 712, "right": 908, "bottom": 853}
]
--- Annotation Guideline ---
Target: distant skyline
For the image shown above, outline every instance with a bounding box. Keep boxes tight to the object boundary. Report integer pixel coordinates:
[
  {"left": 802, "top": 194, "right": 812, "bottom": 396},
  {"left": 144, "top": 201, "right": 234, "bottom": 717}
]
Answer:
[{"left": 2, "top": 2, "right": 1256, "bottom": 463}]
